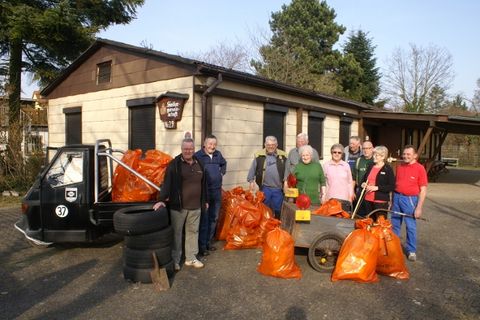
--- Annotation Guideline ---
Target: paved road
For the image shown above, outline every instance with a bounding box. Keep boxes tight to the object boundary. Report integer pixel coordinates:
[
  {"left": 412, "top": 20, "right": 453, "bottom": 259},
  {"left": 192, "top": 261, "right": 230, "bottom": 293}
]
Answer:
[{"left": 0, "top": 168, "right": 479, "bottom": 320}]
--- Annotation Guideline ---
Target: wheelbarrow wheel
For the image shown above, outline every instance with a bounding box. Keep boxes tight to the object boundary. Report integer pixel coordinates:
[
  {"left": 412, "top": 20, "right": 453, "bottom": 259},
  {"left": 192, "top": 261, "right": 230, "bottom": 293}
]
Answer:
[{"left": 308, "top": 233, "right": 344, "bottom": 272}]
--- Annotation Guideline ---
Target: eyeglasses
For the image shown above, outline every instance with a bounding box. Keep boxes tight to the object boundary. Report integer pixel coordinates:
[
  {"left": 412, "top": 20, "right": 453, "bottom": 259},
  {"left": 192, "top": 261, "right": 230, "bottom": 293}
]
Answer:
[{"left": 332, "top": 151, "right": 342, "bottom": 154}]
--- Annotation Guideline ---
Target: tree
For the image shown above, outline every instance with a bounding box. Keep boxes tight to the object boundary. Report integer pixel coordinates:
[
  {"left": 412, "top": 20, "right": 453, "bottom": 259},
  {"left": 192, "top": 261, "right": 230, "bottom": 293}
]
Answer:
[
  {"left": 472, "top": 78, "right": 480, "bottom": 114},
  {"left": 340, "top": 30, "right": 380, "bottom": 104},
  {"left": 0, "top": 0, "right": 144, "bottom": 126},
  {"left": 251, "top": 0, "right": 346, "bottom": 94},
  {"left": 183, "top": 40, "right": 253, "bottom": 72},
  {"left": 383, "top": 43, "right": 454, "bottom": 113}
]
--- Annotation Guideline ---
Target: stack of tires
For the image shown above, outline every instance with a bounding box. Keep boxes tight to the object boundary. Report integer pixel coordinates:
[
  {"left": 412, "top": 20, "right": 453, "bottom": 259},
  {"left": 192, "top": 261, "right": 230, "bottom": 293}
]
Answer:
[{"left": 113, "top": 205, "right": 174, "bottom": 283}]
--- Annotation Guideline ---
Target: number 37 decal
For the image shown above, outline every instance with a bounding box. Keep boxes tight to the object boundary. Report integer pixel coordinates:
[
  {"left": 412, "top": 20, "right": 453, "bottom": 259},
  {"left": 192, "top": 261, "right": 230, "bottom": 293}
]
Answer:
[{"left": 55, "top": 205, "right": 69, "bottom": 218}]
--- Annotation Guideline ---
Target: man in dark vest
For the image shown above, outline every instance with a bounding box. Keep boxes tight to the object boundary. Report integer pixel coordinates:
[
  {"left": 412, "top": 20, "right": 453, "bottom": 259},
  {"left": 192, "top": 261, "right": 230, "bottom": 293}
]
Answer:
[{"left": 247, "top": 136, "right": 287, "bottom": 219}]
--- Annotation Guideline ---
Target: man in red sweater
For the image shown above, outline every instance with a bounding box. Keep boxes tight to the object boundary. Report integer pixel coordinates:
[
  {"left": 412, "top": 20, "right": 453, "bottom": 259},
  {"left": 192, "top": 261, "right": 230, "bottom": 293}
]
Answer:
[{"left": 391, "top": 145, "right": 428, "bottom": 262}]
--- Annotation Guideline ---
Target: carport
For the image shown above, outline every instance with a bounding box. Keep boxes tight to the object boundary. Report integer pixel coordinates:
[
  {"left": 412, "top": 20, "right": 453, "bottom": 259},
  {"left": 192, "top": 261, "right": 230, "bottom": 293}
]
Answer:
[{"left": 359, "top": 110, "right": 480, "bottom": 174}]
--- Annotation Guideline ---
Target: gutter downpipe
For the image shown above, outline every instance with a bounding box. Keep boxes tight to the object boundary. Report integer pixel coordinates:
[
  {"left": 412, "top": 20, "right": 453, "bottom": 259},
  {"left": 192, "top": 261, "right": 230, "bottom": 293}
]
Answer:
[{"left": 201, "top": 73, "right": 223, "bottom": 142}]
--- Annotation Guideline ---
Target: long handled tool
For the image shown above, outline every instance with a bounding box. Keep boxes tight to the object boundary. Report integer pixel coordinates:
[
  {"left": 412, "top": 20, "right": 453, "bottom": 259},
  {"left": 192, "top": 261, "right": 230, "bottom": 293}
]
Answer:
[
  {"left": 351, "top": 183, "right": 368, "bottom": 219},
  {"left": 389, "top": 210, "right": 428, "bottom": 221},
  {"left": 366, "top": 208, "right": 428, "bottom": 221},
  {"left": 150, "top": 252, "right": 170, "bottom": 292}
]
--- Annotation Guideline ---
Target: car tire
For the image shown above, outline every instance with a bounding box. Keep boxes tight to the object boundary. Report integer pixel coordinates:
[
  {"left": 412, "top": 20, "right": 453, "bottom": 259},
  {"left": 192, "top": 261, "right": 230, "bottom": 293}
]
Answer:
[
  {"left": 124, "top": 246, "right": 172, "bottom": 269},
  {"left": 124, "top": 226, "right": 173, "bottom": 250},
  {"left": 114, "top": 205, "right": 169, "bottom": 236},
  {"left": 123, "top": 260, "right": 174, "bottom": 283}
]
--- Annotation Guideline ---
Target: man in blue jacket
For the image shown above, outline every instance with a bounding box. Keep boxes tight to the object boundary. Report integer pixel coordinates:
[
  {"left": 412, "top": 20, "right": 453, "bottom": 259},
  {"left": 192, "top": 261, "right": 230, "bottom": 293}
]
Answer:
[{"left": 195, "top": 134, "right": 227, "bottom": 256}]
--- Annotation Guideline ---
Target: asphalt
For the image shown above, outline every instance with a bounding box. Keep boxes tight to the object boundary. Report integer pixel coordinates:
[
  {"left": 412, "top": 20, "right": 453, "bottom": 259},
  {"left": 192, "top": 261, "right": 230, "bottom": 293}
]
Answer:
[{"left": 0, "top": 168, "right": 479, "bottom": 320}]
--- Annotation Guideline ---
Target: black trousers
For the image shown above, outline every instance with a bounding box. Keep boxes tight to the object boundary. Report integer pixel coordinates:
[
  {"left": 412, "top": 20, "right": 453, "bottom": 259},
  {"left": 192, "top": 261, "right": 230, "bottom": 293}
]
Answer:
[{"left": 364, "top": 201, "right": 389, "bottom": 221}]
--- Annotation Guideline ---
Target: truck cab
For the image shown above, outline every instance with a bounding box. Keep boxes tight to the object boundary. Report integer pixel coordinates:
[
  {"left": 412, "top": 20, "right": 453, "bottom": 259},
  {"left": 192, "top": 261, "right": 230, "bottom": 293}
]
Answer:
[{"left": 15, "top": 140, "right": 159, "bottom": 245}]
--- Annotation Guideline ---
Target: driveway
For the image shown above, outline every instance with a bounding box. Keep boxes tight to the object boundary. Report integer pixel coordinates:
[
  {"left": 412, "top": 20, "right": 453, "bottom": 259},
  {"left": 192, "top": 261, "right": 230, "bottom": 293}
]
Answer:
[{"left": 0, "top": 168, "right": 479, "bottom": 320}]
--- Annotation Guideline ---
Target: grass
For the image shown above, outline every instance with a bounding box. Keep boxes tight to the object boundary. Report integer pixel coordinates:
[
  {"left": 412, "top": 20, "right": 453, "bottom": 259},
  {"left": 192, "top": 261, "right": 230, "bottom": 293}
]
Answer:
[{"left": 0, "top": 195, "right": 22, "bottom": 208}]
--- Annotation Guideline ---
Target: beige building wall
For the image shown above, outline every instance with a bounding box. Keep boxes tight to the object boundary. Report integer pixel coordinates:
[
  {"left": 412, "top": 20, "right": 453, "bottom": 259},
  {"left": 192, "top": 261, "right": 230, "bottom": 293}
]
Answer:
[
  {"left": 48, "top": 76, "right": 196, "bottom": 156},
  {"left": 211, "top": 96, "right": 264, "bottom": 190}
]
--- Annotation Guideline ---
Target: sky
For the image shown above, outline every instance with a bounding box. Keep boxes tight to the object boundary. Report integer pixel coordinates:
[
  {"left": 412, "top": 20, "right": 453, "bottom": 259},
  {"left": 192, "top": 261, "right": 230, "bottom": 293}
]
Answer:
[{"left": 23, "top": 0, "right": 480, "bottom": 102}]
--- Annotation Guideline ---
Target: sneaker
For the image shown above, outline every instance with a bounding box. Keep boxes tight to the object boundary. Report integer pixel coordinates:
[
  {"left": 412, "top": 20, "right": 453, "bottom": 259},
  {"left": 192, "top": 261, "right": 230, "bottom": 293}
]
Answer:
[
  {"left": 408, "top": 252, "right": 417, "bottom": 262},
  {"left": 174, "top": 263, "right": 181, "bottom": 271},
  {"left": 184, "top": 259, "right": 204, "bottom": 268}
]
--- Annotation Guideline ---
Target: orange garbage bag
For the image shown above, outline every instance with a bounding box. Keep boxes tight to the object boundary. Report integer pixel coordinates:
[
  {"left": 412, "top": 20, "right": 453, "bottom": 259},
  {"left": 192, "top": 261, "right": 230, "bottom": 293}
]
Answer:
[
  {"left": 224, "top": 200, "right": 263, "bottom": 249},
  {"left": 371, "top": 217, "right": 410, "bottom": 280},
  {"left": 257, "top": 202, "right": 281, "bottom": 244},
  {"left": 257, "top": 227, "right": 302, "bottom": 279},
  {"left": 112, "top": 149, "right": 172, "bottom": 202},
  {"left": 355, "top": 218, "right": 374, "bottom": 230},
  {"left": 216, "top": 190, "right": 245, "bottom": 241},
  {"left": 331, "top": 229, "right": 379, "bottom": 283},
  {"left": 313, "top": 199, "right": 350, "bottom": 218},
  {"left": 112, "top": 149, "right": 142, "bottom": 202},
  {"left": 137, "top": 150, "right": 172, "bottom": 186}
]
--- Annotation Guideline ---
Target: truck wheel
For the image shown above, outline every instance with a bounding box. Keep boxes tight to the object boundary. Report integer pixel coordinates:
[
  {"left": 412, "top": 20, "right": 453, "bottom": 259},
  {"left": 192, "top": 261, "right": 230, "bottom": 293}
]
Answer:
[
  {"left": 124, "top": 246, "right": 172, "bottom": 269},
  {"left": 308, "top": 233, "right": 344, "bottom": 272},
  {"left": 124, "top": 226, "right": 173, "bottom": 250},
  {"left": 114, "top": 205, "right": 169, "bottom": 236},
  {"left": 123, "top": 261, "right": 174, "bottom": 283}
]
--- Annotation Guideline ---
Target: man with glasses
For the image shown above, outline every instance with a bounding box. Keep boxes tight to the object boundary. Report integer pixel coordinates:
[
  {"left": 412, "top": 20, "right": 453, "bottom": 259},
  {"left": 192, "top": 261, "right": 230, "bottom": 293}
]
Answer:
[
  {"left": 391, "top": 145, "right": 428, "bottom": 262},
  {"left": 247, "top": 136, "right": 287, "bottom": 219}
]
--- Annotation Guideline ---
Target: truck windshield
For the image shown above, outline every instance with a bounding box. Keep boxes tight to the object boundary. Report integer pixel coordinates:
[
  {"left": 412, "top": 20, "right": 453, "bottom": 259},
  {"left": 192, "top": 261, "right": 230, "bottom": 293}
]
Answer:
[{"left": 46, "top": 151, "right": 83, "bottom": 187}]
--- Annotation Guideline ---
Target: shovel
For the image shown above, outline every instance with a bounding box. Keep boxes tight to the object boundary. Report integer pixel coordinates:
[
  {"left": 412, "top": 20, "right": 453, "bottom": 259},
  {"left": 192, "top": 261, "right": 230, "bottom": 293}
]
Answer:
[{"left": 150, "top": 252, "right": 170, "bottom": 292}]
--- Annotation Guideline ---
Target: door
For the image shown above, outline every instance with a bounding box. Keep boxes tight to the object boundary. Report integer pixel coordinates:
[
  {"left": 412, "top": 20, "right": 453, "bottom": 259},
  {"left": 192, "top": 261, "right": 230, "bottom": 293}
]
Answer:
[{"left": 40, "top": 149, "right": 88, "bottom": 235}]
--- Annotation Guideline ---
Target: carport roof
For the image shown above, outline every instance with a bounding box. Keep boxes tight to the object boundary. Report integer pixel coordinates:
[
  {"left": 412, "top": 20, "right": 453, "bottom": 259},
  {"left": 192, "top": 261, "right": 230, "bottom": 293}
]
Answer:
[{"left": 362, "top": 110, "right": 480, "bottom": 135}]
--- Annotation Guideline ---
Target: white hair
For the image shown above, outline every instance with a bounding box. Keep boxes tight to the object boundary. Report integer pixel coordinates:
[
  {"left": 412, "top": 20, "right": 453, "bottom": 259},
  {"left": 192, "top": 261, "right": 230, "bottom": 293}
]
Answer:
[{"left": 265, "top": 136, "right": 278, "bottom": 144}]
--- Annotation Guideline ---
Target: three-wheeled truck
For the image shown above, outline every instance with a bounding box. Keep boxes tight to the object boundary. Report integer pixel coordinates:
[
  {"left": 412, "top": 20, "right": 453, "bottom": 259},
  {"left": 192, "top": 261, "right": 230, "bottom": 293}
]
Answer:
[{"left": 15, "top": 139, "right": 162, "bottom": 245}]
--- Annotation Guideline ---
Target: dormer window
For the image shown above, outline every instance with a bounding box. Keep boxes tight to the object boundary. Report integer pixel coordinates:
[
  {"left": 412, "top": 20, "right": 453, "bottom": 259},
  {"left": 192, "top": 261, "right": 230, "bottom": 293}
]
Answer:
[{"left": 97, "top": 61, "right": 112, "bottom": 84}]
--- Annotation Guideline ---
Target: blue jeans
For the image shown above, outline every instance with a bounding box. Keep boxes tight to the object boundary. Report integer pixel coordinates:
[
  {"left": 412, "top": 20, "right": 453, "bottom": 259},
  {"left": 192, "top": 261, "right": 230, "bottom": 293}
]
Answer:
[
  {"left": 199, "top": 189, "right": 222, "bottom": 251},
  {"left": 391, "top": 192, "right": 418, "bottom": 254},
  {"left": 261, "top": 186, "right": 284, "bottom": 219}
]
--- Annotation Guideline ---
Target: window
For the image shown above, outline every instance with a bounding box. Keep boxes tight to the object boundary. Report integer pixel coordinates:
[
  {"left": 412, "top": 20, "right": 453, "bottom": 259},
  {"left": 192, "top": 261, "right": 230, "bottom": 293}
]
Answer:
[
  {"left": 127, "top": 97, "right": 156, "bottom": 151},
  {"left": 264, "top": 104, "right": 288, "bottom": 150},
  {"left": 46, "top": 151, "right": 83, "bottom": 187},
  {"left": 64, "top": 107, "right": 81, "bottom": 145},
  {"left": 339, "top": 117, "right": 352, "bottom": 147},
  {"left": 97, "top": 61, "right": 112, "bottom": 84},
  {"left": 308, "top": 112, "right": 325, "bottom": 158}
]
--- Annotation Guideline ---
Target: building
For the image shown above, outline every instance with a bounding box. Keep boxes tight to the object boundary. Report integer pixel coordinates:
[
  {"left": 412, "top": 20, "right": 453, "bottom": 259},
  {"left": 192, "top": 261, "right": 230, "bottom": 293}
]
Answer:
[{"left": 40, "top": 38, "right": 373, "bottom": 188}]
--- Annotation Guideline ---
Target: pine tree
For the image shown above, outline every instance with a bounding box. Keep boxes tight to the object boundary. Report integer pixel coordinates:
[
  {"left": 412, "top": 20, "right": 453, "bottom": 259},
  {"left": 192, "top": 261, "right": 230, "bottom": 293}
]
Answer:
[
  {"left": 341, "top": 30, "right": 380, "bottom": 104},
  {"left": 252, "top": 0, "right": 346, "bottom": 94}
]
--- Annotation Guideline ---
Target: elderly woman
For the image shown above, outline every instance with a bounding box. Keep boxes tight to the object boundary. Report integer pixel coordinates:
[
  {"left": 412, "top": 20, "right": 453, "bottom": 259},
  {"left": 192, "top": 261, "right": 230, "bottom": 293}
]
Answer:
[
  {"left": 323, "top": 144, "right": 354, "bottom": 212},
  {"left": 285, "top": 145, "right": 326, "bottom": 205},
  {"left": 361, "top": 145, "right": 395, "bottom": 220}
]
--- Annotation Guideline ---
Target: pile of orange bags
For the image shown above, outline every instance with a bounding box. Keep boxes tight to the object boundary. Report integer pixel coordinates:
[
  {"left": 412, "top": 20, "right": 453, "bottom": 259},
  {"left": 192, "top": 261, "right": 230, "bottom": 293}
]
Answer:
[
  {"left": 112, "top": 149, "right": 172, "bottom": 202},
  {"left": 313, "top": 199, "right": 350, "bottom": 218},
  {"left": 332, "top": 216, "right": 409, "bottom": 282},
  {"left": 257, "top": 227, "right": 302, "bottom": 279},
  {"left": 222, "top": 188, "right": 281, "bottom": 250}
]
